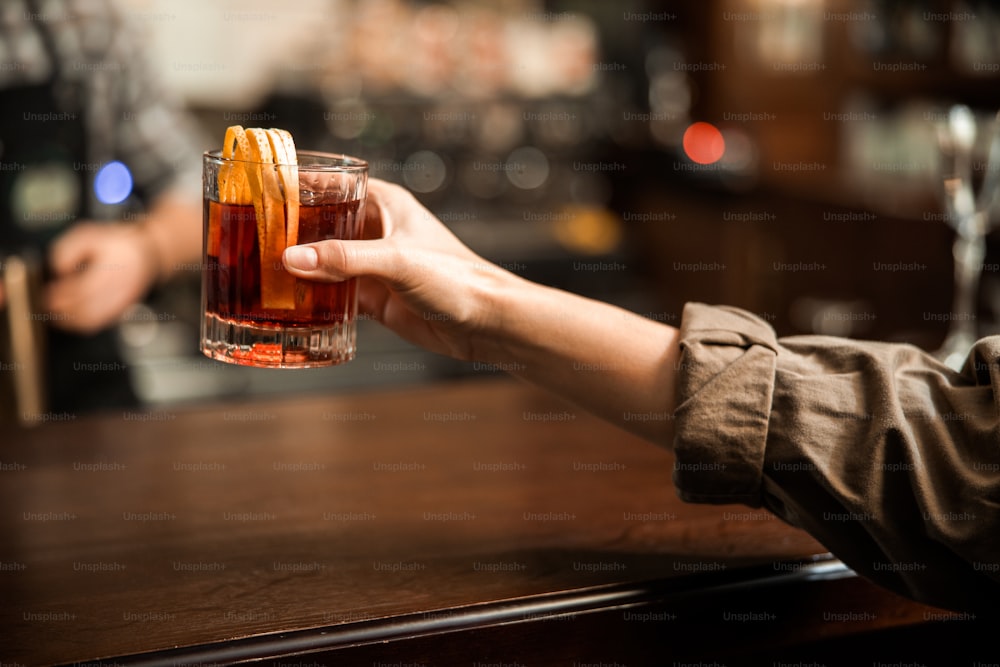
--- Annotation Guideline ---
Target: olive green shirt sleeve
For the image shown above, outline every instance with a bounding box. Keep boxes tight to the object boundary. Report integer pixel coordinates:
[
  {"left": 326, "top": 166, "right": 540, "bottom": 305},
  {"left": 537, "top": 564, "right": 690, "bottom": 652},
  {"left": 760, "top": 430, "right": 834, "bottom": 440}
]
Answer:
[{"left": 672, "top": 302, "right": 1000, "bottom": 612}]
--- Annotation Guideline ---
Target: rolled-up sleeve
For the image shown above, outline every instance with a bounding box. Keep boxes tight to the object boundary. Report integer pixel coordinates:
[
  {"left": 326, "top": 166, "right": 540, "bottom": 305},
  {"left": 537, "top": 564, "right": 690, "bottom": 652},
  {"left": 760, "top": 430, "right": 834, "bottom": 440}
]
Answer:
[{"left": 672, "top": 302, "right": 1000, "bottom": 611}]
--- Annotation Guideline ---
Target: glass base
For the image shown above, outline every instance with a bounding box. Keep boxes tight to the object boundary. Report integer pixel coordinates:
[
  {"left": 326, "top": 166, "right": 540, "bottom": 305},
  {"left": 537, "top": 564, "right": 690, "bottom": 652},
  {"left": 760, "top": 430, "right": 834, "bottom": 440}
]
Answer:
[{"left": 200, "top": 313, "right": 356, "bottom": 368}]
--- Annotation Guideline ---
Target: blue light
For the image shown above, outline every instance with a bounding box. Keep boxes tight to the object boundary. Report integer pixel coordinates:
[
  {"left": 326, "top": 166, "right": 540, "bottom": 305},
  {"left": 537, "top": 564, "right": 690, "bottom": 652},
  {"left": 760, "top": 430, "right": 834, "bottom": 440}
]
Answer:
[{"left": 94, "top": 161, "right": 133, "bottom": 204}]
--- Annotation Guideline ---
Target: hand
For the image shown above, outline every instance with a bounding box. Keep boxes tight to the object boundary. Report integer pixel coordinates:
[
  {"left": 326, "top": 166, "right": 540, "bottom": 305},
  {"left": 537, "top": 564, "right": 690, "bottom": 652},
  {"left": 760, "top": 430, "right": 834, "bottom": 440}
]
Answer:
[
  {"left": 45, "top": 222, "right": 160, "bottom": 335},
  {"left": 283, "top": 179, "right": 681, "bottom": 445},
  {"left": 283, "top": 179, "right": 519, "bottom": 361}
]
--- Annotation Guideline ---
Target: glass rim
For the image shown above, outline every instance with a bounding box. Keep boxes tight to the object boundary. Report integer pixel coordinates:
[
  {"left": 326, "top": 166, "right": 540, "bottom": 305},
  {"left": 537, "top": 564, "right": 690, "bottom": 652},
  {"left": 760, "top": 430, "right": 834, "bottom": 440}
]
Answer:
[{"left": 203, "top": 148, "right": 368, "bottom": 172}]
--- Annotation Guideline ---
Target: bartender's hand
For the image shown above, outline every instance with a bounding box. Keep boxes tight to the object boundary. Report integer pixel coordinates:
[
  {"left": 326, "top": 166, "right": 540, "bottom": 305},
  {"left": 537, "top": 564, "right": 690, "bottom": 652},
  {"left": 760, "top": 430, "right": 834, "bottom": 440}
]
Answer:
[
  {"left": 283, "top": 178, "right": 682, "bottom": 445},
  {"left": 43, "top": 189, "right": 200, "bottom": 335},
  {"left": 44, "top": 222, "right": 160, "bottom": 335},
  {"left": 0, "top": 226, "right": 154, "bottom": 328}
]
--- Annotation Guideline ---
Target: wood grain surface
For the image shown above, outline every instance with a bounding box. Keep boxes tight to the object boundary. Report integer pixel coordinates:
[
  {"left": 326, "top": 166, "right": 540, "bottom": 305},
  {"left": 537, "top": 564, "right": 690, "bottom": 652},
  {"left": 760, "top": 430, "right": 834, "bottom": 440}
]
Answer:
[{"left": 0, "top": 378, "right": 956, "bottom": 665}]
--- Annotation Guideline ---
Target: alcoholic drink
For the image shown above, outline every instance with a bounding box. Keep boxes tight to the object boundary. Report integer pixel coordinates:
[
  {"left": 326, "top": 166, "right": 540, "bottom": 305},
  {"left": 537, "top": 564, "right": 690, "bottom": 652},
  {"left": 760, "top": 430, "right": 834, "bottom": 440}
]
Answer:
[
  {"left": 200, "top": 145, "right": 367, "bottom": 368},
  {"left": 203, "top": 200, "right": 362, "bottom": 327}
]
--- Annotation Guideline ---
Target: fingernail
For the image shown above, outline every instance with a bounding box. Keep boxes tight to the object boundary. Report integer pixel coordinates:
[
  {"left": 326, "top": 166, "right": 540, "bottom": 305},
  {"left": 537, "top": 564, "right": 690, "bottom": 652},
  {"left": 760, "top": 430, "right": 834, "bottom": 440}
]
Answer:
[{"left": 284, "top": 246, "right": 318, "bottom": 271}]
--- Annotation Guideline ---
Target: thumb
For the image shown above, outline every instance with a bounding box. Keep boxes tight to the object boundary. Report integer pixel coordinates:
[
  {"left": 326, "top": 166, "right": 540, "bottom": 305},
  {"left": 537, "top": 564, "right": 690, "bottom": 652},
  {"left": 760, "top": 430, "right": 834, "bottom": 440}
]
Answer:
[{"left": 283, "top": 239, "right": 404, "bottom": 285}]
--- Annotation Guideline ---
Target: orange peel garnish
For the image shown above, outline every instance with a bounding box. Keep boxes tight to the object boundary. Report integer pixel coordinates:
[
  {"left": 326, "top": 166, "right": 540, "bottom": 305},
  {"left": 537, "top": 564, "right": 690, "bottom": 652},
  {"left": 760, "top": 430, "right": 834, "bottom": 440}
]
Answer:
[
  {"left": 216, "top": 125, "right": 298, "bottom": 310},
  {"left": 266, "top": 128, "right": 299, "bottom": 247},
  {"left": 218, "top": 125, "right": 252, "bottom": 204}
]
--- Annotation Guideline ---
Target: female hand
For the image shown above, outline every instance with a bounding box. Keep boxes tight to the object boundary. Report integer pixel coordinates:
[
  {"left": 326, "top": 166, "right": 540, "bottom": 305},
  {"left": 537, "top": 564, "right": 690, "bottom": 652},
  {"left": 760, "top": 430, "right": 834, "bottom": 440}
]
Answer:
[
  {"left": 283, "top": 178, "right": 681, "bottom": 445},
  {"left": 283, "top": 179, "right": 520, "bottom": 362}
]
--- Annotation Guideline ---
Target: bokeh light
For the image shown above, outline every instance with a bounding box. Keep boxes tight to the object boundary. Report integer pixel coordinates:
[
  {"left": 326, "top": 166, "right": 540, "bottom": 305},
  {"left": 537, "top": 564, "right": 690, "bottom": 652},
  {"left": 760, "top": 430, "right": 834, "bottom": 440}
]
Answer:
[
  {"left": 94, "top": 161, "right": 133, "bottom": 204},
  {"left": 505, "top": 146, "right": 549, "bottom": 190},
  {"left": 682, "top": 122, "right": 725, "bottom": 165},
  {"left": 403, "top": 150, "right": 447, "bottom": 193}
]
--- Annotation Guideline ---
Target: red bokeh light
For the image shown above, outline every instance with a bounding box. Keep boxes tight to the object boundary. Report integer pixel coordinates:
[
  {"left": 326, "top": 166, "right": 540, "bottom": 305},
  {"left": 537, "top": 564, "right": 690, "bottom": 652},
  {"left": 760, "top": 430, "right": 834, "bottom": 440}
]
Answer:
[{"left": 683, "top": 122, "right": 725, "bottom": 165}]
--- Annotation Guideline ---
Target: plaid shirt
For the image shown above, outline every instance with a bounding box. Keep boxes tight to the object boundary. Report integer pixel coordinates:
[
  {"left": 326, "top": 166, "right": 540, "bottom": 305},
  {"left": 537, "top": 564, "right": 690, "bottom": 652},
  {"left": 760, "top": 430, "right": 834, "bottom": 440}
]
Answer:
[{"left": 0, "top": 0, "right": 202, "bottom": 222}]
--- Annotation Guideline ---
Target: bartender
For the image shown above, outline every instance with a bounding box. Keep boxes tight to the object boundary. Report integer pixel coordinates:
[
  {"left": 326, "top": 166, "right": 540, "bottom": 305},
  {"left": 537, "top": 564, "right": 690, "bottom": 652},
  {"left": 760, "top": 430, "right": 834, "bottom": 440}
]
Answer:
[{"left": 0, "top": 0, "right": 202, "bottom": 414}]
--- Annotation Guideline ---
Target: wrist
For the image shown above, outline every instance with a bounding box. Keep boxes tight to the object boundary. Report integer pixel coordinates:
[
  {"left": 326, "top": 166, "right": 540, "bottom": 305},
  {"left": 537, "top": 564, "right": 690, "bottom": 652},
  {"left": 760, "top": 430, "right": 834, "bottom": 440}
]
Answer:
[
  {"left": 132, "top": 189, "right": 203, "bottom": 285},
  {"left": 471, "top": 268, "right": 681, "bottom": 444},
  {"left": 465, "top": 261, "right": 544, "bottom": 365},
  {"left": 133, "top": 222, "right": 166, "bottom": 286}
]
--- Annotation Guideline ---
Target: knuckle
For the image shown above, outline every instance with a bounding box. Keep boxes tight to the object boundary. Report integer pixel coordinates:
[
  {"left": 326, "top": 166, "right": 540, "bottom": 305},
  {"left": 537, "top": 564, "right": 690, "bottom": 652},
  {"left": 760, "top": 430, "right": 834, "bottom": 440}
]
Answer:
[
  {"left": 310, "top": 241, "right": 353, "bottom": 281},
  {"left": 330, "top": 241, "right": 352, "bottom": 277}
]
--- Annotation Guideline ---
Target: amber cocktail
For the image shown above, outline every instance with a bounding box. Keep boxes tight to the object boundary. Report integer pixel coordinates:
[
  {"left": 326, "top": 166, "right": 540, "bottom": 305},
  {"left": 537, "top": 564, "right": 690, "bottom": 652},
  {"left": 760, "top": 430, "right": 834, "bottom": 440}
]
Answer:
[{"left": 201, "top": 143, "right": 367, "bottom": 368}]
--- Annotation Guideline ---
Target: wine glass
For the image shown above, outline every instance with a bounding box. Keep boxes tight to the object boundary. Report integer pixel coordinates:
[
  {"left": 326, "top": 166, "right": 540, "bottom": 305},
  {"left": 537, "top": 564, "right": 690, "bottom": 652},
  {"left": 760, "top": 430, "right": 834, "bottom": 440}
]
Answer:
[{"left": 936, "top": 105, "right": 1000, "bottom": 371}]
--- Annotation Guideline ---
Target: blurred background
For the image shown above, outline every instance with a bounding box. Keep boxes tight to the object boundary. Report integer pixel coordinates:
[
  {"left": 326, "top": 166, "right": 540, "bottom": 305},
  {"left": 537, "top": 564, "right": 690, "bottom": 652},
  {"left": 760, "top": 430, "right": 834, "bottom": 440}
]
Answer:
[{"left": 19, "top": 0, "right": 1000, "bottom": 407}]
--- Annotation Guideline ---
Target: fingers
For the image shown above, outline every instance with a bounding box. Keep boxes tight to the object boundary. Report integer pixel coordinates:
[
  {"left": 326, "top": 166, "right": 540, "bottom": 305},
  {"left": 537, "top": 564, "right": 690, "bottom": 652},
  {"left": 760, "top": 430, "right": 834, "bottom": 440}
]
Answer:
[
  {"left": 282, "top": 180, "right": 415, "bottom": 283},
  {"left": 283, "top": 178, "right": 472, "bottom": 289},
  {"left": 45, "top": 268, "right": 122, "bottom": 334},
  {"left": 361, "top": 180, "right": 391, "bottom": 240},
  {"left": 364, "top": 179, "right": 438, "bottom": 240},
  {"left": 47, "top": 223, "right": 101, "bottom": 278},
  {"left": 44, "top": 225, "right": 105, "bottom": 332},
  {"left": 45, "top": 276, "right": 99, "bottom": 334},
  {"left": 283, "top": 238, "right": 403, "bottom": 285},
  {"left": 356, "top": 276, "right": 392, "bottom": 323},
  {"left": 43, "top": 224, "right": 154, "bottom": 334}
]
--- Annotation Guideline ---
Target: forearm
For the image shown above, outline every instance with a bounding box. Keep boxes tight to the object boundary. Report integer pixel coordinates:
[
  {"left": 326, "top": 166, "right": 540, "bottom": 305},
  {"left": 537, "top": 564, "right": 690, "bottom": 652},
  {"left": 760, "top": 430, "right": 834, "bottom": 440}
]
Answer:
[
  {"left": 479, "top": 274, "right": 680, "bottom": 446},
  {"left": 281, "top": 179, "right": 682, "bottom": 445},
  {"left": 138, "top": 187, "right": 202, "bottom": 283}
]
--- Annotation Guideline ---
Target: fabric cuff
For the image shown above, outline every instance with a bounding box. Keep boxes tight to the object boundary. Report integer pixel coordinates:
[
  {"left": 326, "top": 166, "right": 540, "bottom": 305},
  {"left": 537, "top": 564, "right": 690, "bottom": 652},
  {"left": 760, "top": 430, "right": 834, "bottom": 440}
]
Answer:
[{"left": 671, "top": 303, "right": 779, "bottom": 506}]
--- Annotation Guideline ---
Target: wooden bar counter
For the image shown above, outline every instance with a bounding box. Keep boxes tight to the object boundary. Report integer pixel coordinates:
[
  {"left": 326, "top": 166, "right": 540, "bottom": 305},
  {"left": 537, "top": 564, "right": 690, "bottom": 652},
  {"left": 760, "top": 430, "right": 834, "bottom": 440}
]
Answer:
[{"left": 0, "top": 378, "right": 978, "bottom": 665}]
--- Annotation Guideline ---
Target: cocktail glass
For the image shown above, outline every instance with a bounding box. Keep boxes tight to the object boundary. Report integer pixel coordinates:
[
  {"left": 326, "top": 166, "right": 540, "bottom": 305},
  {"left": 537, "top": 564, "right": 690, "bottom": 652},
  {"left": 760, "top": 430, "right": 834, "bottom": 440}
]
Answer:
[{"left": 200, "top": 150, "right": 367, "bottom": 368}]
